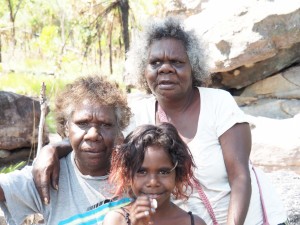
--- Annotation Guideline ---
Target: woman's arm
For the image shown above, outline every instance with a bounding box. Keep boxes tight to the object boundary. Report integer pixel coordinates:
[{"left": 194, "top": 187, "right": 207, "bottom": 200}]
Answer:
[
  {"left": 220, "top": 122, "right": 252, "bottom": 225},
  {"left": 0, "top": 186, "right": 5, "bottom": 201},
  {"left": 194, "top": 214, "right": 207, "bottom": 225},
  {"left": 32, "top": 138, "right": 72, "bottom": 205}
]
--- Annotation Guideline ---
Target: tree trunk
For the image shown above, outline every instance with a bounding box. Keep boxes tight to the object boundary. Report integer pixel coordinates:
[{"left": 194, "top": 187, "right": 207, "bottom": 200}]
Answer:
[
  {"left": 98, "top": 32, "right": 102, "bottom": 68},
  {"left": 6, "top": 0, "right": 23, "bottom": 47},
  {"left": 119, "top": 0, "right": 129, "bottom": 55},
  {"left": 109, "top": 22, "right": 113, "bottom": 74}
]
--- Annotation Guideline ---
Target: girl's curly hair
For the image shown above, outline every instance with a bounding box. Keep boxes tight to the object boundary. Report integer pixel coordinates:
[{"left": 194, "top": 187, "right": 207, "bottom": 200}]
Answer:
[
  {"left": 109, "top": 122, "right": 199, "bottom": 200},
  {"left": 54, "top": 75, "right": 132, "bottom": 137},
  {"left": 125, "top": 16, "right": 210, "bottom": 93}
]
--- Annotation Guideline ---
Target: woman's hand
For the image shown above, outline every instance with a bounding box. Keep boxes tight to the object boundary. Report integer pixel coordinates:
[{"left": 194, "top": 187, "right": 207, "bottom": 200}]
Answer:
[
  {"left": 32, "top": 144, "right": 60, "bottom": 205},
  {"left": 130, "top": 196, "right": 157, "bottom": 225}
]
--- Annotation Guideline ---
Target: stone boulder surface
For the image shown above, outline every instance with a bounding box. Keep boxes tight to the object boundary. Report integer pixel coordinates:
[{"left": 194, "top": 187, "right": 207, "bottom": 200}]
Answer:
[
  {"left": 0, "top": 91, "right": 49, "bottom": 164},
  {"left": 185, "top": 0, "right": 300, "bottom": 90}
]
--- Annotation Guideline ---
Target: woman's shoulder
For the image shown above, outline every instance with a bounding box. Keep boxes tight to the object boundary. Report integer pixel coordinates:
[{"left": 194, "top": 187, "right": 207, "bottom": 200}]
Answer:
[
  {"left": 103, "top": 208, "right": 129, "bottom": 225},
  {"left": 193, "top": 214, "right": 207, "bottom": 225},
  {"left": 199, "top": 87, "right": 236, "bottom": 108},
  {"left": 199, "top": 87, "right": 231, "bottom": 97},
  {"left": 127, "top": 93, "right": 155, "bottom": 108}
]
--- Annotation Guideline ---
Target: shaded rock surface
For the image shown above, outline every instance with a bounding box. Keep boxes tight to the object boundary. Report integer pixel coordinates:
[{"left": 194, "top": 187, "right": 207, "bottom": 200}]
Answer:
[{"left": 0, "top": 91, "right": 49, "bottom": 166}]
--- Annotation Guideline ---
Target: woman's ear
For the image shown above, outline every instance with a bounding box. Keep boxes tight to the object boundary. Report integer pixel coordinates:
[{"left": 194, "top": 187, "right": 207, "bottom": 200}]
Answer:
[
  {"left": 115, "top": 131, "right": 124, "bottom": 146},
  {"left": 65, "top": 121, "right": 69, "bottom": 137}
]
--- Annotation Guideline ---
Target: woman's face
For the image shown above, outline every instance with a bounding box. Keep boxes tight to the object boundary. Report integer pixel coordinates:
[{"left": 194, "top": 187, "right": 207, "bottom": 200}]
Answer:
[
  {"left": 131, "top": 145, "right": 176, "bottom": 208},
  {"left": 144, "top": 38, "right": 193, "bottom": 99},
  {"left": 67, "top": 100, "right": 119, "bottom": 176}
]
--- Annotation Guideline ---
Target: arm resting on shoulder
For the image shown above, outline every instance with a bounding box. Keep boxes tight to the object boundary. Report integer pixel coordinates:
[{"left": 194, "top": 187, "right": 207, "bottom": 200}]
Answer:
[
  {"left": 220, "top": 123, "right": 252, "bottom": 225},
  {"left": 32, "top": 138, "right": 72, "bottom": 205},
  {"left": 0, "top": 186, "right": 5, "bottom": 202}
]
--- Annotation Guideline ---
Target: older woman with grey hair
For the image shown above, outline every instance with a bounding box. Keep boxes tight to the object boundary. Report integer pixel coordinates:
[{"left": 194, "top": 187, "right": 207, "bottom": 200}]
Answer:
[
  {"left": 32, "top": 17, "right": 287, "bottom": 225},
  {"left": 125, "top": 16, "right": 210, "bottom": 93}
]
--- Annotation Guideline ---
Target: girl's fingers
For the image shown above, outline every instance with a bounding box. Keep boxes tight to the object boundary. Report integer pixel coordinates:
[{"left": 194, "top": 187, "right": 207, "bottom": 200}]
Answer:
[
  {"left": 132, "top": 205, "right": 151, "bottom": 215},
  {"left": 130, "top": 196, "right": 156, "bottom": 225},
  {"left": 130, "top": 211, "right": 151, "bottom": 225}
]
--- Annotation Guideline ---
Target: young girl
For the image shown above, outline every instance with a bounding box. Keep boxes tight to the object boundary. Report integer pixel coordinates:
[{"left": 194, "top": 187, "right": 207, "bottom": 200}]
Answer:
[{"left": 103, "top": 123, "right": 206, "bottom": 225}]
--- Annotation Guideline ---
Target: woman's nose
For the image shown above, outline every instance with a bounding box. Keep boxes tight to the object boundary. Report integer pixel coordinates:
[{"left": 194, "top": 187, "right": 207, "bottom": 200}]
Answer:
[
  {"left": 158, "top": 62, "right": 175, "bottom": 74},
  {"left": 85, "top": 126, "right": 102, "bottom": 141}
]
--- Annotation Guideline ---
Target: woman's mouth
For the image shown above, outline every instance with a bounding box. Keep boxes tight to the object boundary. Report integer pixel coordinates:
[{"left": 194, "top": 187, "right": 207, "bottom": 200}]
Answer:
[{"left": 158, "top": 81, "right": 176, "bottom": 89}]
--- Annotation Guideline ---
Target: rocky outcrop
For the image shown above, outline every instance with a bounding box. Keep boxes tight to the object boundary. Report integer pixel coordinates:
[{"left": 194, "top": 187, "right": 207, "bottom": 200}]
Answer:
[
  {"left": 184, "top": 0, "right": 300, "bottom": 120},
  {"left": 0, "top": 91, "right": 49, "bottom": 165},
  {"left": 185, "top": 0, "right": 300, "bottom": 88}
]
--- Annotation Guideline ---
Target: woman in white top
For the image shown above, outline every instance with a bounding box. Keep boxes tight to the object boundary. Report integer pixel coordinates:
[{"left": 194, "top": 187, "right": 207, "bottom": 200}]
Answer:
[{"left": 32, "top": 16, "right": 287, "bottom": 225}]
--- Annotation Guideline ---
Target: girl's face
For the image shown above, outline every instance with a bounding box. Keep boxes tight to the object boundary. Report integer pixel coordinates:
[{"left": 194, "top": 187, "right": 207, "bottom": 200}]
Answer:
[{"left": 131, "top": 145, "right": 176, "bottom": 208}]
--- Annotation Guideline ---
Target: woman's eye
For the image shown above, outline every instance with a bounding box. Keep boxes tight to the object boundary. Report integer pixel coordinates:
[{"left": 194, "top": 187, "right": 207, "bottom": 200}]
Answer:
[
  {"left": 101, "top": 123, "right": 112, "bottom": 128},
  {"left": 172, "top": 60, "right": 182, "bottom": 65},
  {"left": 77, "top": 122, "right": 88, "bottom": 127},
  {"left": 150, "top": 61, "right": 161, "bottom": 66}
]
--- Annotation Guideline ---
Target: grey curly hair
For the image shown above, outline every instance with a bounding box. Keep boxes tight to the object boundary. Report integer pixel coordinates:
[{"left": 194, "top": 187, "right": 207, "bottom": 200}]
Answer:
[{"left": 125, "top": 16, "right": 210, "bottom": 93}]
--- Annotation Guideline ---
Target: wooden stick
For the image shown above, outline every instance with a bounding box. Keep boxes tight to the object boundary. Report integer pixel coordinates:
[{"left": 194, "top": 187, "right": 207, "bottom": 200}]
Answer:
[{"left": 37, "top": 82, "right": 47, "bottom": 156}]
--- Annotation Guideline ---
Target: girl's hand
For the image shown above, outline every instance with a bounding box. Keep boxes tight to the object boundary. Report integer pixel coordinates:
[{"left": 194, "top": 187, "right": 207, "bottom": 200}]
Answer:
[{"left": 130, "top": 196, "right": 157, "bottom": 225}]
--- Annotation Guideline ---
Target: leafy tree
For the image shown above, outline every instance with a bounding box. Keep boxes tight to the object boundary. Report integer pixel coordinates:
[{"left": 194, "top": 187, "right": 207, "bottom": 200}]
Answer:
[{"left": 5, "top": 0, "right": 25, "bottom": 46}]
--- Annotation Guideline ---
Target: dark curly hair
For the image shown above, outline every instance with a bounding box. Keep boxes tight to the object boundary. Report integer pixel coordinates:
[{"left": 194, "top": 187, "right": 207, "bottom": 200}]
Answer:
[
  {"left": 54, "top": 75, "right": 132, "bottom": 137},
  {"left": 109, "top": 123, "right": 199, "bottom": 200},
  {"left": 125, "top": 16, "right": 210, "bottom": 93}
]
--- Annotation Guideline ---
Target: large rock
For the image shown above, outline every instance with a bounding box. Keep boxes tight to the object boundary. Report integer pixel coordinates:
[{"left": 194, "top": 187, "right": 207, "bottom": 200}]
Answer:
[
  {"left": 249, "top": 114, "right": 300, "bottom": 172},
  {"left": 240, "top": 98, "right": 300, "bottom": 119},
  {"left": 0, "top": 91, "right": 49, "bottom": 161},
  {"left": 185, "top": 0, "right": 300, "bottom": 89},
  {"left": 249, "top": 114, "right": 300, "bottom": 224},
  {"left": 241, "top": 65, "right": 300, "bottom": 99}
]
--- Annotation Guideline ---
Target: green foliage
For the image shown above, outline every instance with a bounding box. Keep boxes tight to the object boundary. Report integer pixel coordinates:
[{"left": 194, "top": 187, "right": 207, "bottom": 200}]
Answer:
[
  {"left": 39, "top": 25, "right": 60, "bottom": 57},
  {"left": 46, "top": 111, "right": 56, "bottom": 133},
  {"left": 0, "top": 72, "right": 72, "bottom": 133},
  {"left": 0, "top": 0, "right": 171, "bottom": 134},
  {"left": 0, "top": 161, "right": 26, "bottom": 174},
  {"left": 0, "top": 72, "right": 61, "bottom": 97}
]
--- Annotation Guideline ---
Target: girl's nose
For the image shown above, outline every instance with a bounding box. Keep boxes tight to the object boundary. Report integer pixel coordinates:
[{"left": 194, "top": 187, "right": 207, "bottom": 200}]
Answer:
[{"left": 146, "top": 174, "right": 160, "bottom": 187}]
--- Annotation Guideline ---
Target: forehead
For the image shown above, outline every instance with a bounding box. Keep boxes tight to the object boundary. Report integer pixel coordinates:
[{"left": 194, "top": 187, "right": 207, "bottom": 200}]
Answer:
[
  {"left": 142, "top": 145, "right": 173, "bottom": 166},
  {"left": 148, "top": 38, "right": 187, "bottom": 57},
  {"left": 70, "top": 101, "right": 116, "bottom": 119}
]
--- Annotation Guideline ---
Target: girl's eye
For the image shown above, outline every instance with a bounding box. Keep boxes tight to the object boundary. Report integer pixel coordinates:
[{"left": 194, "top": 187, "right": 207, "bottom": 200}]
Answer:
[
  {"left": 159, "top": 170, "right": 171, "bottom": 175},
  {"left": 137, "top": 169, "right": 147, "bottom": 175}
]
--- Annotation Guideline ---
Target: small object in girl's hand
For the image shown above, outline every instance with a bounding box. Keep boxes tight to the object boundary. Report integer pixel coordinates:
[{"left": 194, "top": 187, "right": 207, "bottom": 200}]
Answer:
[
  {"left": 151, "top": 199, "right": 157, "bottom": 209},
  {"left": 144, "top": 210, "right": 149, "bottom": 216}
]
